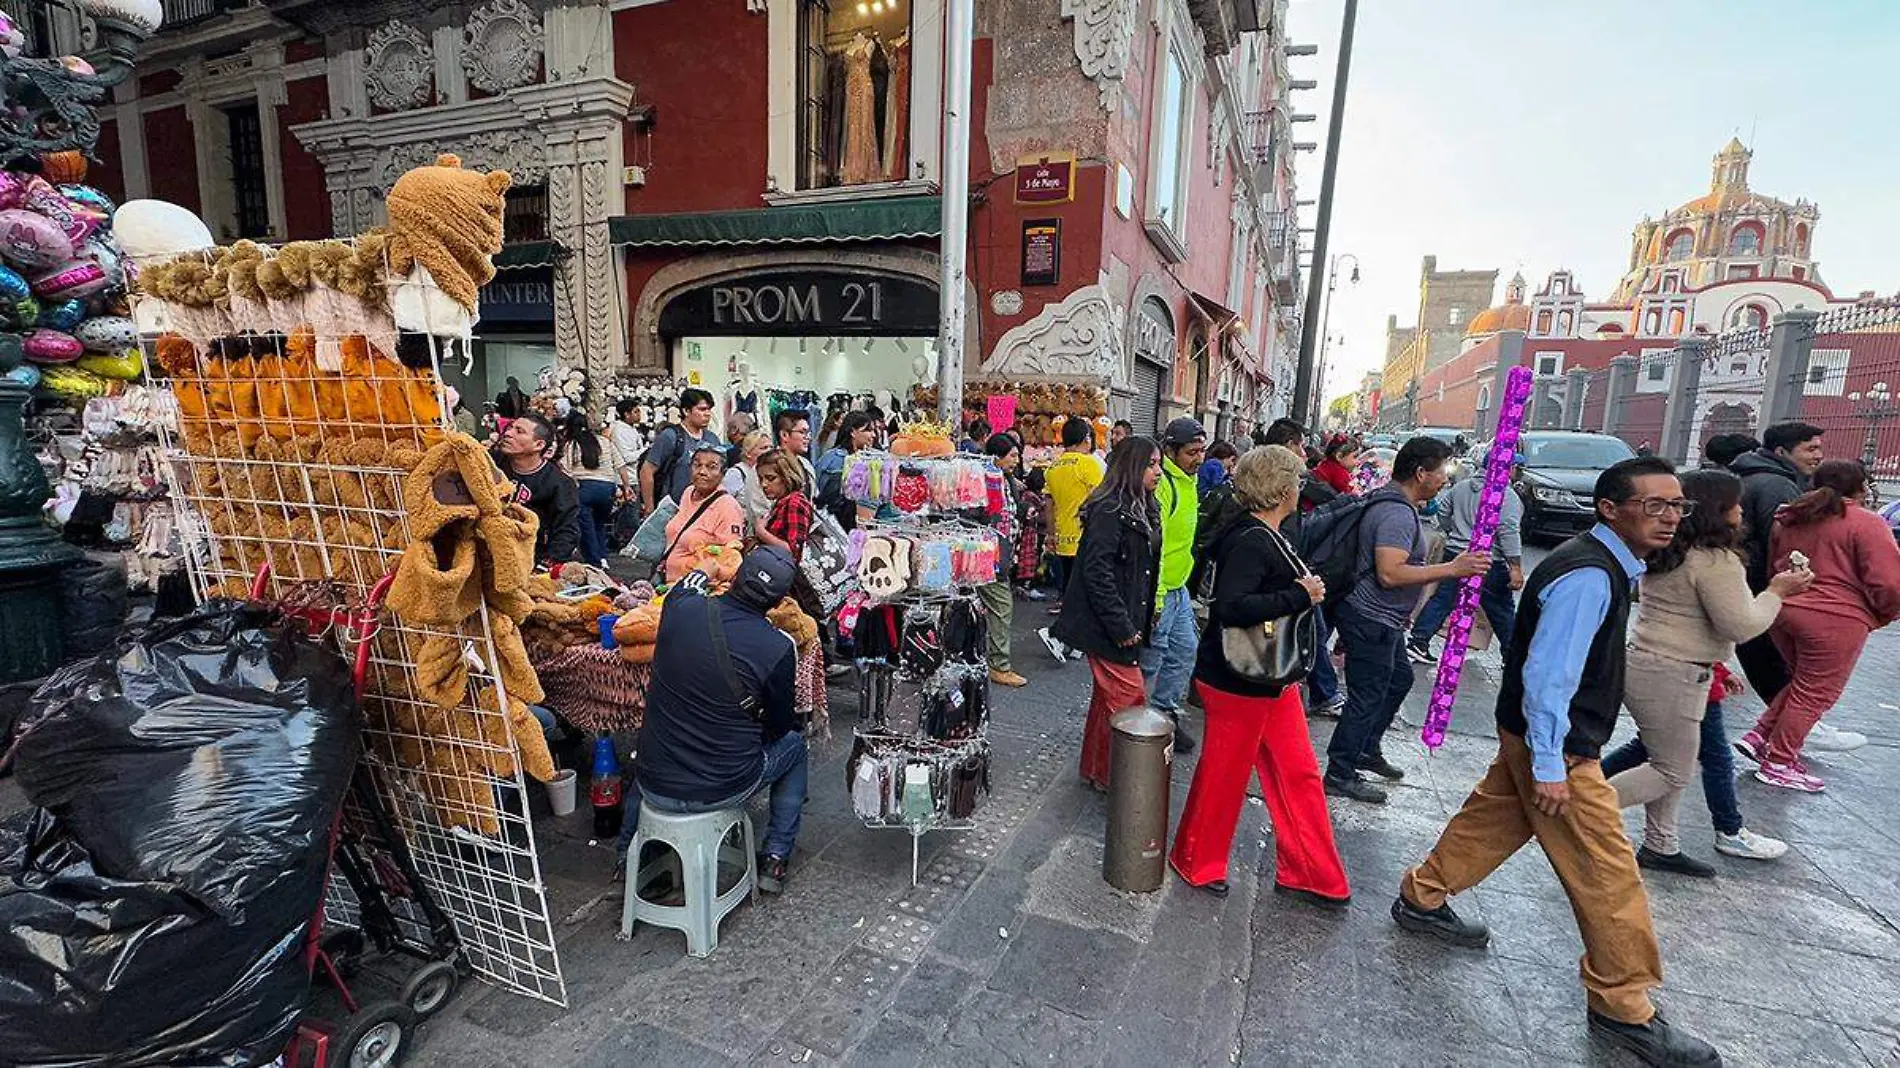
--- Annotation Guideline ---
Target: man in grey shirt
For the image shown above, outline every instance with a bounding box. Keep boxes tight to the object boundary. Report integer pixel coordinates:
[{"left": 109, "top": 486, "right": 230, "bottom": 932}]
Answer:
[
  {"left": 1406, "top": 454, "right": 1526, "bottom": 663},
  {"left": 1324, "top": 437, "right": 1489, "bottom": 803}
]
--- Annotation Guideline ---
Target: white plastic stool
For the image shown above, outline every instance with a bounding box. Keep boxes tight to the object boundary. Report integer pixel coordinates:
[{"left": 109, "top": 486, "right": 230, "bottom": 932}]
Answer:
[{"left": 618, "top": 801, "right": 756, "bottom": 957}]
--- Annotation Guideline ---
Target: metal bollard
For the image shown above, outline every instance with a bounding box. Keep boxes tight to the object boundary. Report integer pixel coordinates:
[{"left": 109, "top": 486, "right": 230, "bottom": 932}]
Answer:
[{"left": 1103, "top": 706, "right": 1174, "bottom": 892}]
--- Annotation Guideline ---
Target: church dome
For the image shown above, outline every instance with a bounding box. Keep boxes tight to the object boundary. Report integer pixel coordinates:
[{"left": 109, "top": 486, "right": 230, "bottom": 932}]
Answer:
[{"left": 1465, "top": 270, "right": 1530, "bottom": 337}]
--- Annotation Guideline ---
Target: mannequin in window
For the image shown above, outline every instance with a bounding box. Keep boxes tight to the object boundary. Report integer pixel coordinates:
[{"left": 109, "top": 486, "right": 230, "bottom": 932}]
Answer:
[
  {"left": 841, "top": 32, "right": 882, "bottom": 184},
  {"left": 884, "top": 30, "right": 911, "bottom": 181}
]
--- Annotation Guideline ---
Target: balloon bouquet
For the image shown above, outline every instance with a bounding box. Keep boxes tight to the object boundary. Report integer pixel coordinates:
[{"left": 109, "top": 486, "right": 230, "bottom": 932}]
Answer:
[{"left": 0, "top": 157, "right": 142, "bottom": 402}]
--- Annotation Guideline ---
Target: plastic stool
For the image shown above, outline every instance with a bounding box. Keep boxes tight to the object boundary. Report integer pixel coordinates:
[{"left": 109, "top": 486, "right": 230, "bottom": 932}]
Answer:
[{"left": 618, "top": 801, "right": 756, "bottom": 957}]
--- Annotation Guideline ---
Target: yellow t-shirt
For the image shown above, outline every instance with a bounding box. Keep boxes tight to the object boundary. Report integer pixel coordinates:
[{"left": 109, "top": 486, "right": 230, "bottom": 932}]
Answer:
[{"left": 1045, "top": 450, "right": 1106, "bottom": 557}]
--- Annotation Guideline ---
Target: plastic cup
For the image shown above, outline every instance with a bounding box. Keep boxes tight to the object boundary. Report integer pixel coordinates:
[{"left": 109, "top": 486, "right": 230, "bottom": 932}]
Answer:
[
  {"left": 599, "top": 613, "right": 620, "bottom": 649},
  {"left": 544, "top": 768, "right": 578, "bottom": 816}
]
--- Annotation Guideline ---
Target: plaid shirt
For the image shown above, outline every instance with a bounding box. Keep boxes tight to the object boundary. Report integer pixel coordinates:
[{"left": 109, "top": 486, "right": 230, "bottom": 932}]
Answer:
[{"left": 767, "top": 491, "right": 815, "bottom": 561}]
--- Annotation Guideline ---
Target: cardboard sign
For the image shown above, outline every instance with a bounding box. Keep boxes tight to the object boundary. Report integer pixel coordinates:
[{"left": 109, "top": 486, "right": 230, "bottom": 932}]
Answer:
[{"left": 986, "top": 394, "right": 1017, "bottom": 433}]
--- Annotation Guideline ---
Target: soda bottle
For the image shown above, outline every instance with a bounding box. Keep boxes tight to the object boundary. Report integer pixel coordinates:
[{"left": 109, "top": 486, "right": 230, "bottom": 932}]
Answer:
[{"left": 589, "top": 736, "right": 624, "bottom": 838}]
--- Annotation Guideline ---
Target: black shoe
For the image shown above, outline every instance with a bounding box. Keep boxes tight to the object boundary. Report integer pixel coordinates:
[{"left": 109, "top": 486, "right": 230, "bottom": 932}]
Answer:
[
  {"left": 1390, "top": 894, "right": 1490, "bottom": 948},
  {"left": 1637, "top": 846, "right": 1717, "bottom": 879},
  {"left": 1587, "top": 1010, "right": 1722, "bottom": 1067},
  {"left": 1274, "top": 883, "right": 1350, "bottom": 911},
  {"left": 1195, "top": 879, "right": 1230, "bottom": 898},
  {"left": 1359, "top": 754, "right": 1406, "bottom": 782},
  {"left": 1405, "top": 641, "right": 1437, "bottom": 664},
  {"left": 1169, "top": 712, "right": 1198, "bottom": 755},
  {"left": 758, "top": 854, "right": 789, "bottom": 895},
  {"left": 1324, "top": 773, "right": 1388, "bottom": 804}
]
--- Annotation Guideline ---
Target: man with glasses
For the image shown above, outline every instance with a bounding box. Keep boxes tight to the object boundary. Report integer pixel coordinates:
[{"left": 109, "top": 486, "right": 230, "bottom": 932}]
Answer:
[
  {"left": 1395, "top": 456, "right": 1722, "bottom": 1068},
  {"left": 774, "top": 410, "right": 820, "bottom": 496},
  {"left": 640, "top": 387, "right": 723, "bottom": 512}
]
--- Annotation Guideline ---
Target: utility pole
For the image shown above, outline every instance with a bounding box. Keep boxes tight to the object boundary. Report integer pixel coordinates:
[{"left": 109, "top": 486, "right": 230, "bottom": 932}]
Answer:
[
  {"left": 1290, "top": 0, "right": 1359, "bottom": 424},
  {"left": 935, "top": 0, "right": 975, "bottom": 426}
]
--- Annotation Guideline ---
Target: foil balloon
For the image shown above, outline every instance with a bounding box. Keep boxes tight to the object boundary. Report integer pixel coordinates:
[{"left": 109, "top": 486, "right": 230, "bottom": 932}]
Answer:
[
  {"left": 31, "top": 260, "right": 109, "bottom": 301},
  {"left": 0, "top": 263, "right": 27, "bottom": 302},
  {"left": 81, "top": 235, "right": 123, "bottom": 287},
  {"left": 36, "top": 297, "right": 86, "bottom": 332},
  {"left": 7, "top": 364, "right": 41, "bottom": 389},
  {"left": 38, "top": 364, "right": 109, "bottom": 400},
  {"left": 0, "top": 14, "right": 21, "bottom": 60},
  {"left": 78, "top": 349, "right": 143, "bottom": 380},
  {"left": 1421, "top": 365, "right": 1535, "bottom": 750},
  {"left": 0, "top": 171, "right": 25, "bottom": 210},
  {"left": 75, "top": 315, "right": 137, "bottom": 352},
  {"left": 23, "top": 328, "right": 83, "bottom": 364},
  {"left": 112, "top": 199, "right": 215, "bottom": 261},
  {"left": 59, "top": 184, "right": 117, "bottom": 219},
  {"left": 57, "top": 56, "right": 96, "bottom": 77},
  {"left": 0, "top": 208, "right": 75, "bottom": 269},
  {"left": 24, "top": 176, "right": 98, "bottom": 246}
]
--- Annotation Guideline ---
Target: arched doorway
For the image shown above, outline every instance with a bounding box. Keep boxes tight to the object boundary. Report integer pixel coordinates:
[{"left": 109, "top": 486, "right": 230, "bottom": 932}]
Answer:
[{"left": 1701, "top": 402, "right": 1755, "bottom": 450}]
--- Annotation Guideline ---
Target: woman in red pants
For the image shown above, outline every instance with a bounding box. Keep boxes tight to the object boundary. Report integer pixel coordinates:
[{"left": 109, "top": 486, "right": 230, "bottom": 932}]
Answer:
[
  {"left": 1740, "top": 460, "right": 1900, "bottom": 791},
  {"left": 1170, "top": 445, "right": 1350, "bottom": 906},
  {"left": 1050, "top": 437, "right": 1164, "bottom": 789}
]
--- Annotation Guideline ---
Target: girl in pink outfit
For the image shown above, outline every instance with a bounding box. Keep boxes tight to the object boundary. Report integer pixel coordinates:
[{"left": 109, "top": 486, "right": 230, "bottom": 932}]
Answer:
[{"left": 1740, "top": 461, "right": 1900, "bottom": 790}]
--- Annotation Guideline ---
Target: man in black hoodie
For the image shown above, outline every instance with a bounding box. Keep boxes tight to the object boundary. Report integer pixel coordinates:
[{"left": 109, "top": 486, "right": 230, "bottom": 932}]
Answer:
[{"left": 1728, "top": 421, "right": 1823, "bottom": 701}]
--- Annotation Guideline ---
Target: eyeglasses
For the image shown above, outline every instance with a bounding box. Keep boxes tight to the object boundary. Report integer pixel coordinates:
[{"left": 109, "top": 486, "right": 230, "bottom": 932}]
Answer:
[{"left": 1626, "top": 496, "right": 1697, "bottom": 517}]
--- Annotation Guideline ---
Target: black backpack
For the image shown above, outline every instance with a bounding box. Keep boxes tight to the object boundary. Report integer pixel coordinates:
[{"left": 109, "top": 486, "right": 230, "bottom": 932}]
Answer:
[
  {"left": 1299, "top": 492, "right": 1411, "bottom": 606},
  {"left": 1189, "top": 485, "right": 1246, "bottom": 600}
]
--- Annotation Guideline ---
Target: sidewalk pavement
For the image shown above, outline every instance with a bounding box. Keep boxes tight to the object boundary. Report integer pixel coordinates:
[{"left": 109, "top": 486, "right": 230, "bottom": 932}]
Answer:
[{"left": 5, "top": 606, "right": 1898, "bottom": 1066}]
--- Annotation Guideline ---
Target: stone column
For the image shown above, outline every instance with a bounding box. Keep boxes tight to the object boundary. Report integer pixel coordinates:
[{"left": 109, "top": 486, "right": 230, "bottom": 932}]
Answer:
[
  {"left": 1563, "top": 367, "right": 1588, "bottom": 429},
  {"left": 1662, "top": 336, "right": 1709, "bottom": 466},
  {"left": 1602, "top": 354, "right": 1639, "bottom": 437},
  {"left": 1759, "top": 308, "right": 1820, "bottom": 432},
  {"left": 1532, "top": 376, "right": 1561, "bottom": 429}
]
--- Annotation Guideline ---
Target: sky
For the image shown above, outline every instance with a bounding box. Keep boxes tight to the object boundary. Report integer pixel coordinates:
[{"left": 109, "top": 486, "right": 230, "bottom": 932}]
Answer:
[{"left": 1282, "top": 0, "right": 1900, "bottom": 405}]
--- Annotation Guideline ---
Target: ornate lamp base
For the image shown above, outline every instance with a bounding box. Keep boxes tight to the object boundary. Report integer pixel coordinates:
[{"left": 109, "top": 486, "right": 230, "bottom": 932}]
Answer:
[{"left": 0, "top": 380, "right": 80, "bottom": 684}]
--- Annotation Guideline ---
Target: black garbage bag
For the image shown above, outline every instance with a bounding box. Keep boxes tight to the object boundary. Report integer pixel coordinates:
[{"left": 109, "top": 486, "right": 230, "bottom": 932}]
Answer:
[
  {"left": 60, "top": 555, "right": 129, "bottom": 660},
  {"left": 0, "top": 599, "right": 361, "bottom": 1067}
]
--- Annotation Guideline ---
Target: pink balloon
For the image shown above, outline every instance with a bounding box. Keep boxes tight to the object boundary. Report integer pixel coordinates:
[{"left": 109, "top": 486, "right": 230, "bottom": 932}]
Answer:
[
  {"left": 23, "top": 328, "right": 83, "bottom": 364},
  {"left": 23, "top": 176, "right": 97, "bottom": 245},
  {"left": 0, "top": 208, "right": 74, "bottom": 269},
  {"left": 0, "top": 172, "right": 26, "bottom": 211},
  {"left": 31, "top": 260, "right": 108, "bottom": 300}
]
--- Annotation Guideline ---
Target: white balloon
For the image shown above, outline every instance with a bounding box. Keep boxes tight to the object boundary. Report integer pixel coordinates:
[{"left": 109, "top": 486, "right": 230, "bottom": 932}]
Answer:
[{"left": 112, "top": 200, "right": 214, "bottom": 262}]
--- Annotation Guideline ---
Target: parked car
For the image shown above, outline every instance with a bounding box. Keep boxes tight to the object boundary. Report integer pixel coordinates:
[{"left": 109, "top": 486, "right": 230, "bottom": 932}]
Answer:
[{"left": 1498, "top": 431, "right": 1637, "bottom": 544}]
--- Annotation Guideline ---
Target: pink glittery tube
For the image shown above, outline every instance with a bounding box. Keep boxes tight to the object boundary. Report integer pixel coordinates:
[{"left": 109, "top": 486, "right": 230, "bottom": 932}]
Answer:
[{"left": 1422, "top": 365, "right": 1534, "bottom": 749}]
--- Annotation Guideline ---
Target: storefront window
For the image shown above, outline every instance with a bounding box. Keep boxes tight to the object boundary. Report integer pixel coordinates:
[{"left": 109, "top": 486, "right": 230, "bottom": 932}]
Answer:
[{"left": 797, "top": 0, "right": 913, "bottom": 190}]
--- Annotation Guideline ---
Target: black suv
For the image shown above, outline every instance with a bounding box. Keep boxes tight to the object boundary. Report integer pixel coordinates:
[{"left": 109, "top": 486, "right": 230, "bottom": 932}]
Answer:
[{"left": 1481, "top": 431, "right": 1636, "bottom": 545}]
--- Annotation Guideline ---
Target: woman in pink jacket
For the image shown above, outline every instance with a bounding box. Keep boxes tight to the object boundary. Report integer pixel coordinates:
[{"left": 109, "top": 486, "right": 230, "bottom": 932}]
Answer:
[{"left": 1739, "top": 460, "right": 1900, "bottom": 790}]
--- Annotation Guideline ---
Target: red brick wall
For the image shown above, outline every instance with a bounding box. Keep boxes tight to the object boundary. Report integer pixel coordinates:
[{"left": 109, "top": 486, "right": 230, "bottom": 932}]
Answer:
[
  {"left": 143, "top": 106, "right": 199, "bottom": 214},
  {"left": 279, "top": 76, "right": 330, "bottom": 238},
  {"left": 613, "top": 3, "right": 769, "bottom": 214}
]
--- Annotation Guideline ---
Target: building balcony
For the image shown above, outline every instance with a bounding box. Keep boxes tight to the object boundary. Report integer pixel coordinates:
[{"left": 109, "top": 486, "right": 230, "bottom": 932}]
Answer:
[
  {"left": 1244, "top": 110, "right": 1274, "bottom": 166},
  {"left": 1187, "top": 0, "right": 1267, "bottom": 56},
  {"left": 161, "top": 0, "right": 249, "bottom": 27}
]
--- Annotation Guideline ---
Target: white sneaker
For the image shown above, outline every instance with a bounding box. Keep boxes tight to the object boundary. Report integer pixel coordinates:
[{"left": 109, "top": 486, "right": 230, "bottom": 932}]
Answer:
[
  {"left": 1037, "top": 627, "right": 1070, "bottom": 663},
  {"left": 1805, "top": 722, "right": 1869, "bottom": 752},
  {"left": 1714, "top": 828, "right": 1788, "bottom": 861}
]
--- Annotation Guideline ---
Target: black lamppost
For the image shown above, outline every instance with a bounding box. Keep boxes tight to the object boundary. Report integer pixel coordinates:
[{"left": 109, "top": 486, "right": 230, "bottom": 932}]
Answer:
[
  {"left": 1310, "top": 252, "right": 1359, "bottom": 430},
  {"left": 0, "top": 0, "right": 160, "bottom": 681},
  {"left": 1849, "top": 381, "right": 1898, "bottom": 473}
]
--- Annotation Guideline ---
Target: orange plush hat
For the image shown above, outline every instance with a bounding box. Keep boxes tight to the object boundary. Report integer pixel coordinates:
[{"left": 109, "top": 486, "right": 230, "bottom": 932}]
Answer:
[{"left": 386, "top": 154, "right": 511, "bottom": 314}]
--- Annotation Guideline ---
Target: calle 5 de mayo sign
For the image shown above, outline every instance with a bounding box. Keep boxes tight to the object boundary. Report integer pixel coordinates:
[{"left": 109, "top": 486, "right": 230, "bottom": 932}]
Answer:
[
  {"left": 1013, "top": 153, "right": 1076, "bottom": 205},
  {"left": 659, "top": 270, "right": 940, "bottom": 337}
]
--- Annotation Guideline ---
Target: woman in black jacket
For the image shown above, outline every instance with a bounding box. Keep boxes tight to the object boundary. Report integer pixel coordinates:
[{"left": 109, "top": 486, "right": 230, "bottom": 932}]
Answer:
[
  {"left": 1168, "top": 446, "right": 1351, "bottom": 907},
  {"left": 1052, "top": 437, "right": 1163, "bottom": 790}
]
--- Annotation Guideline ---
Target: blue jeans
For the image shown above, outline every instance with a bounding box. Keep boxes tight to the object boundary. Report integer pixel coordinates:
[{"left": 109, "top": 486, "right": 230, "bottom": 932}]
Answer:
[
  {"left": 1411, "top": 559, "right": 1518, "bottom": 651},
  {"left": 617, "top": 731, "right": 809, "bottom": 859},
  {"left": 1306, "top": 607, "right": 1340, "bottom": 707},
  {"left": 1141, "top": 586, "right": 1199, "bottom": 712},
  {"left": 1324, "top": 601, "right": 1413, "bottom": 781},
  {"left": 1600, "top": 701, "right": 1742, "bottom": 836},
  {"left": 576, "top": 479, "right": 618, "bottom": 566}
]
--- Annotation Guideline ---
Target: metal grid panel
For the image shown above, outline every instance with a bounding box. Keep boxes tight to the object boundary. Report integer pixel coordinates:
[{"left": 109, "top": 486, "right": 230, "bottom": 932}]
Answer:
[{"left": 139, "top": 261, "right": 566, "bottom": 1007}]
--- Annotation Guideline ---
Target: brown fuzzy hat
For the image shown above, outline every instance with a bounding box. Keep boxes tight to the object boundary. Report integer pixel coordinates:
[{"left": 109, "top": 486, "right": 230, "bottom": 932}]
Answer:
[
  {"left": 386, "top": 154, "right": 511, "bottom": 313},
  {"left": 386, "top": 526, "right": 483, "bottom": 627},
  {"left": 402, "top": 432, "right": 506, "bottom": 541}
]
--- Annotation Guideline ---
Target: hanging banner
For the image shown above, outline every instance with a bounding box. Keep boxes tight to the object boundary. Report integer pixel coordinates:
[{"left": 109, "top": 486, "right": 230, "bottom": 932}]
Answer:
[{"left": 1422, "top": 364, "right": 1534, "bottom": 750}]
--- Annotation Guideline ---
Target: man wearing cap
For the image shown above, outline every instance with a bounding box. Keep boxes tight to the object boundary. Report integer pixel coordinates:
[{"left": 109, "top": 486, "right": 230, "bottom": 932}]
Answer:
[
  {"left": 624, "top": 546, "right": 808, "bottom": 892},
  {"left": 1149, "top": 417, "right": 1208, "bottom": 753}
]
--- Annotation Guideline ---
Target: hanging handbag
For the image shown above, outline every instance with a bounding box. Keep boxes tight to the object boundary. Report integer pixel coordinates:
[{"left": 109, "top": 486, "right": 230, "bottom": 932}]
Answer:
[{"left": 1218, "top": 523, "right": 1318, "bottom": 687}]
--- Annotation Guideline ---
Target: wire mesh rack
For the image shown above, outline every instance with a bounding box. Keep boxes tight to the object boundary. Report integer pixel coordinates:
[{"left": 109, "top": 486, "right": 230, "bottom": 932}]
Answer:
[{"left": 136, "top": 249, "right": 567, "bottom": 1008}]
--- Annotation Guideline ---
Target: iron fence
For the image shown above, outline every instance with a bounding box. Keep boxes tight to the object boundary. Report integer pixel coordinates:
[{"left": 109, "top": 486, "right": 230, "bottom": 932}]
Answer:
[{"left": 1793, "top": 298, "right": 1900, "bottom": 479}]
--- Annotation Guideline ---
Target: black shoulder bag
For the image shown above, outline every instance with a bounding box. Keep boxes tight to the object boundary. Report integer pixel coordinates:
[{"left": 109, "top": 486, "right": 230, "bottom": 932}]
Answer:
[
  {"left": 1218, "top": 523, "right": 1318, "bottom": 687},
  {"left": 703, "top": 598, "right": 764, "bottom": 723}
]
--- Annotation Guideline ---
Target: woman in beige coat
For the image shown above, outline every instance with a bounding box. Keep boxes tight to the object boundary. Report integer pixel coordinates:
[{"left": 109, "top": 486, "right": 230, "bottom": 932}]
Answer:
[{"left": 1610, "top": 469, "right": 1810, "bottom": 876}]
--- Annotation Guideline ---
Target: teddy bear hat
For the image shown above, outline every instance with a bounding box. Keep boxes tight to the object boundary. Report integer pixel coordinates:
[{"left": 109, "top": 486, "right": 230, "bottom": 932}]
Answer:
[{"left": 387, "top": 153, "right": 512, "bottom": 314}]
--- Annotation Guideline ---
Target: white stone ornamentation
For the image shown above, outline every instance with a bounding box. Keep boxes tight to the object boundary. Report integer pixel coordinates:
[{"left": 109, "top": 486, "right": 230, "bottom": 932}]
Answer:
[
  {"left": 463, "top": 0, "right": 545, "bottom": 95},
  {"left": 1060, "top": 0, "right": 1138, "bottom": 109},
  {"left": 364, "top": 21, "right": 435, "bottom": 112},
  {"left": 982, "top": 284, "right": 1125, "bottom": 381},
  {"left": 375, "top": 132, "right": 549, "bottom": 188}
]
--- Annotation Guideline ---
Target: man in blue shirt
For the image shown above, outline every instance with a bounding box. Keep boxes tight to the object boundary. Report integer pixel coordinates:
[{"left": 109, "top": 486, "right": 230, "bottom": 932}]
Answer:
[{"left": 1391, "top": 457, "right": 1721, "bottom": 1068}]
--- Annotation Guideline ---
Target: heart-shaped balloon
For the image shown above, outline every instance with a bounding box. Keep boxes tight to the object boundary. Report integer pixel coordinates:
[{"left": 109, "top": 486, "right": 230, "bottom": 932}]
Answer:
[
  {"left": 0, "top": 208, "right": 74, "bottom": 270},
  {"left": 36, "top": 297, "right": 85, "bottom": 331},
  {"left": 23, "top": 327, "right": 83, "bottom": 364},
  {"left": 24, "top": 176, "right": 98, "bottom": 246},
  {"left": 32, "top": 260, "right": 108, "bottom": 301},
  {"left": 0, "top": 172, "right": 27, "bottom": 211},
  {"left": 58, "top": 184, "right": 116, "bottom": 219},
  {"left": 75, "top": 315, "right": 137, "bottom": 352},
  {"left": 0, "top": 263, "right": 27, "bottom": 303},
  {"left": 81, "top": 235, "right": 123, "bottom": 286}
]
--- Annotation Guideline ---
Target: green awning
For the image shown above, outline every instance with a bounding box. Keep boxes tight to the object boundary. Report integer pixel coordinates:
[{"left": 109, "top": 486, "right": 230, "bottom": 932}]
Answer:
[
  {"left": 494, "top": 240, "right": 562, "bottom": 270},
  {"left": 610, "top": 196, "right": 943, "bottom": 248}
]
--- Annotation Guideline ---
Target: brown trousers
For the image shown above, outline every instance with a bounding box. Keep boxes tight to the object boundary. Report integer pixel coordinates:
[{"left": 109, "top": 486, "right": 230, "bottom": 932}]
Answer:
[{"left": 1401, "top": 731, "right": 1663, "bottom": 1024}]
